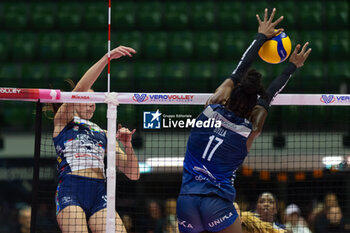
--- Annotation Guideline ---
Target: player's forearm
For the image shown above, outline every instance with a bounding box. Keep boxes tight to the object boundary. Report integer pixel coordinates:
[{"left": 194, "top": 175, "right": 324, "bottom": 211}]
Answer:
[
  {"left": 229, "top": 33, "right": 268, "bottom": 85},
  {"left": 121, "top": 143, "right": 140, "bottom": 180},
  {"left": 266, "top": 62, "right": 297, "bottom": 104},
  {"left": 73, "top": 54, "right": 108, "bottom": 92}
]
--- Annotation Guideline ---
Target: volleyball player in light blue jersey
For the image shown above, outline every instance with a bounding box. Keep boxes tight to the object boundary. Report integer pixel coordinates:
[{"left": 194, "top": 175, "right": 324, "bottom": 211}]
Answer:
[
  {"left": 177, "top": 8, "right": 311, "bottom": 233},
  {"left": 53, "top": 46, "right": 140, "bottom": 233}
]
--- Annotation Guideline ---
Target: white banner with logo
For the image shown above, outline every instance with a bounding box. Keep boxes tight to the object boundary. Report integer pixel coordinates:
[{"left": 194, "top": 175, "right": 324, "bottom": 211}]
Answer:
[{"left": 1, "top": 88, "right": 350, "bottom": 106}]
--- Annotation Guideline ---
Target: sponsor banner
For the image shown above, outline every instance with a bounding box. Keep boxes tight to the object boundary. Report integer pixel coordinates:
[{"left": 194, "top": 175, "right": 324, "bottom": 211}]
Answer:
[
  {"left": 320, "top": 95, "right": 350, "bottom": 104},
  {"left": 2, "top": 89, "right": 350, "bottom": 106},
  {"left": 0, "top": 88, "right": 61, "bottom": 101},
  {"left": 133, "top": 93, "right": 194, "bottom": 103},
  {"left": 272, "top": 94, "right": 350, "bottom": 106},
  {"left": 0, "top": 88, "right": 39, "bottom": 100},
  {"left": 41, "top": 92, "right": 106, "bottom": 103},
  {"left": 132, "top": 93, "right": 210, "bottom": 105}
]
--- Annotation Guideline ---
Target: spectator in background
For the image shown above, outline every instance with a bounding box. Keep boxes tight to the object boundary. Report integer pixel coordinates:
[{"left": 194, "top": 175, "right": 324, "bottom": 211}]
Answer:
[
  {"left": 165, "top": 198, "right": 176, "bottom": 221},
  {"left": 284, "top": 203, "right": 312, "bottom": 233},
  {"left": 146, "top": 200, "right": 165, "bottom": 233},
  {"left": 164, "top": 198, "right": 179, "bottom": 233},
  {"left": 314, "top": 193, "right": 337, "bottom": 233},
  {"left": 314, "top": 193, "right": 350, "bottom": 233},
  {"left": 307, "top": 202, "right": 323, "bottom": 232},
  {"left": 324, "top": 206, "right": 350, "bottom": 233},
  {"left": 18, "top": 205, "right": 31, "bottom": 233},
  {"left": 164, "top": 215, "right": 179, "bottom": 233},
  {"left": 234, "top": 202, "right": 286, "bottom": 233},
  {"left": 255, "top": 192, "right": 286, "bottom": 231},
  {"left": 122, "top": 214, "right": 135, "bottom": 233}
]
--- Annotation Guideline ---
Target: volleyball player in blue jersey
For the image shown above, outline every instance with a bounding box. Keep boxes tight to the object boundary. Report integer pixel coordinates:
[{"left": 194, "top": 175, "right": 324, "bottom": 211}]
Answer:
[
  {"left": 53, "top": 46, "right": 140, "bottom": 233},
  {"left": 176, "top": 8, "right": 311, "bottom": 233}
]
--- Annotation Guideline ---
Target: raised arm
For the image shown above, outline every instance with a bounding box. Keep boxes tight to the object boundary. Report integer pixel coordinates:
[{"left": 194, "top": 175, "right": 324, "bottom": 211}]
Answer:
[
  {"left": 206, "top": 8, "right": 284, "bottom": 106},
  {"left": 247, "top": 42, "right": 312, "bottom": 152},
  {"left": 53, "top": 46, "right": 136, "bottom": 136},
  {"left": 73, "top": 46, "right": 136, "bottom": 92},
  {"left": 115, "top": 124, "right": 140, "bottom": 180}
]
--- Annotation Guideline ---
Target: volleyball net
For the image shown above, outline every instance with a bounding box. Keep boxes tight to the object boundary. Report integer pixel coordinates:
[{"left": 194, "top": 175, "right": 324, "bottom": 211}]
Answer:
[{"left": 1, "top": 89, "right": 350, "bottom": 232}]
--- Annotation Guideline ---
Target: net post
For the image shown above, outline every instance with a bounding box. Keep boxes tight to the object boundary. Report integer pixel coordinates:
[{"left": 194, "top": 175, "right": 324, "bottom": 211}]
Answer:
[
  {"left": 106, "top": 102, "right": 117, "bottom": 232},
  {"left": 30, "top": 100, "right": 42, "bottom": 233}
]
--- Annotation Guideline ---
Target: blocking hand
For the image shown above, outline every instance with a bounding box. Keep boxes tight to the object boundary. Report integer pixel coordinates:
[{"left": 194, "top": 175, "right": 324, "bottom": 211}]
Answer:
[{"left": 256, "top": 8, "right": 284, "bottom": 39}]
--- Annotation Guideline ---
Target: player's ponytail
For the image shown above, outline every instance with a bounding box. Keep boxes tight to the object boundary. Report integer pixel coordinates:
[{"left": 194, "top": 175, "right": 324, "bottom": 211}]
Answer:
[{"left": 226, "top": 69, "right": 266, "bottom": 118}]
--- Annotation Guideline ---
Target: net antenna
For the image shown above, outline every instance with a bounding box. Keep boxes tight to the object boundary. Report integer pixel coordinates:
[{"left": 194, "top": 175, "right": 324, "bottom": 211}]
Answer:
[
  {"left": 106, "top": 0, "right": 117, "bottom": 232},
  {"left": 107, "top": 0, "right": 111, "bottom": 93}
]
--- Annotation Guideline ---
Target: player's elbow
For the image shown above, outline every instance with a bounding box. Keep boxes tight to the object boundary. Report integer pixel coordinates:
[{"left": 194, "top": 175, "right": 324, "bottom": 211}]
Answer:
[{"left": 249, "top": 105, "right": 268, "bottom": 136}]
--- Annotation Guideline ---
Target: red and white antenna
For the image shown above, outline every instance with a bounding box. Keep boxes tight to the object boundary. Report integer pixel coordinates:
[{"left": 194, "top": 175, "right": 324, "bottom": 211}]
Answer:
[{"left": 107, "top": 0, "right": 111, "bottom": 93}]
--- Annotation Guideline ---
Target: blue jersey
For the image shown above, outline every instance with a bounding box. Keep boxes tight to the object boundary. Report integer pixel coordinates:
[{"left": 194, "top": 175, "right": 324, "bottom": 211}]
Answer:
[
  {"left": 53, "top": 116, "right": 107, "bottom": 180},
  {"left": 180, "top": 104, "right": 252, "bottom": 202}
]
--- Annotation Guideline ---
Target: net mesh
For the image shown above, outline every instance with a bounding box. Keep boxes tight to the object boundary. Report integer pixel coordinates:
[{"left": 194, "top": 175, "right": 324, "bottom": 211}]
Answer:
[{"left": 30, "top": 102, "right": 350, "bottom": 232}]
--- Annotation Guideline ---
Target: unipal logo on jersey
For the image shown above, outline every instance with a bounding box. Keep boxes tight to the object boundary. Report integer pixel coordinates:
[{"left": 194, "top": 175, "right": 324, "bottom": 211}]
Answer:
[
  {"left": 208, "top": 212, "right": 233, "bottom": 228},
  {"left": 143, "top": 110, "right": 162, "bottom": 129},
  {"left": 133, "top": 93, "right": 149, "bottom": 103},
  {"left": 320, "top": 95, "right": 335, "bottom": 104}
]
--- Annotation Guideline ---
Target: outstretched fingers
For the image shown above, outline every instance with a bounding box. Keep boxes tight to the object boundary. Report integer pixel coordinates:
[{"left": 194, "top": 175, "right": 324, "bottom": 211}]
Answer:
[
  {"left": 300, "top": 42, "right": 312, "bottom": 60},
  {"left": 292, "top": 44, "right": 301, "bottom": 55},
  {"left": 111, "top": 46, "right": 137, "bottom": 58},
  {"left": 256, "top": 14, "right": 262, "bottom": 24},
  {"left": 289, "top": 42, "right": 312, "bottom": 68},
  {"left": 119, "top": 46, "right": 136, "bottom": 54},
  {"left": 304, "top": 48, "right": 312, "bottom": 59},
  {"left": 274, "top": 28, "right": 284, "bottom": 35},
  {"left": 263, "top": 8, "right": 268, "bottom": 22},
  {"left": 299, "top": 42, "right": 309, "bottom": 54},
  {"left": 268, "top": 8, "right": 276, "bottom": 22},
  {"left": 117, "top": 47, "right": 135, "bottom": 57},
  {"left": 272, "top": 15, "right": 284, "bottom": 27}
]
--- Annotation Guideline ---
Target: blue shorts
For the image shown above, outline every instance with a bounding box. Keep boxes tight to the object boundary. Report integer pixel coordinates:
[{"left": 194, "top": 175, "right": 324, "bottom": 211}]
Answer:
[
  {"left": 176, "top": 194, "right": 238, "bottom": 233},
  {"left": 55, "top": 175, "right": 107, "bottom": 220}
]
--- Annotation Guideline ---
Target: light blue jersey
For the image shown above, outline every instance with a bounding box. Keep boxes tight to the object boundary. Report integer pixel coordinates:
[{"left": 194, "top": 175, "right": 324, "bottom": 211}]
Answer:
[{"left": 180, "top": 104, "right": 252, "bottom": 202}]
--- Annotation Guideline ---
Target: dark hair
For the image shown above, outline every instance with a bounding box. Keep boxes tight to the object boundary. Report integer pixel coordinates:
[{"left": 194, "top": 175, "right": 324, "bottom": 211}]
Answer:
[
  {"left": 256, "top": 192, "right": 279, "bottom": 209},
  {"left": 226, "top": 69, "right": 266, "bottom": 118},
  {"left": 255, "top": 192, "right": 282, "bottom": 224}
]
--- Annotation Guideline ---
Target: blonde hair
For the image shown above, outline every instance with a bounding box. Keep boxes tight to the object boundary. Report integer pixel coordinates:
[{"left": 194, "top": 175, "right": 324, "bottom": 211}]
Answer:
[{"left": 241, "top": 211, "right": 285, "bottom": 233}]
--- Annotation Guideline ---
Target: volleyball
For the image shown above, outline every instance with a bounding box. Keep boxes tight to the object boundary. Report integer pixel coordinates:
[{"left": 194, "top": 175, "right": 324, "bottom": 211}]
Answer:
[{"left": 258, "top": 32, "right": 292, "bottom": 64}]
